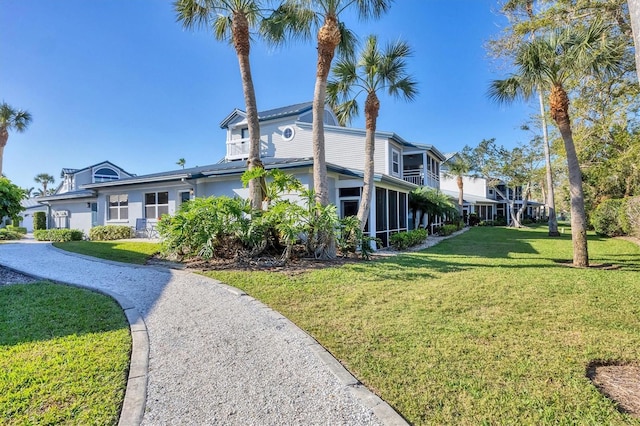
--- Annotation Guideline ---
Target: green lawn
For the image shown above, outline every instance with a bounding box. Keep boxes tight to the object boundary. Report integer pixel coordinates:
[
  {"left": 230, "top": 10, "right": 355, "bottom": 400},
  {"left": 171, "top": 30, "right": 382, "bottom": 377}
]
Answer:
[
  {"left": 204, "top": 227, "right": 640, "bottom": 424},
  {"left": 53, "top": 240, "right": 161, "bottom": 265},
  {"left": 0, "top": 282, "right": 131, "bottom": 425}
]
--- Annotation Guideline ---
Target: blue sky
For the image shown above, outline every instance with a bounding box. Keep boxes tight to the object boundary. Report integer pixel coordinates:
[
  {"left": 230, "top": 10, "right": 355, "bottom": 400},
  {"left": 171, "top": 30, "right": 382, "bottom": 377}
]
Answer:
[{"left": 1, "top": 0, "right": 535, "bottom": 191}]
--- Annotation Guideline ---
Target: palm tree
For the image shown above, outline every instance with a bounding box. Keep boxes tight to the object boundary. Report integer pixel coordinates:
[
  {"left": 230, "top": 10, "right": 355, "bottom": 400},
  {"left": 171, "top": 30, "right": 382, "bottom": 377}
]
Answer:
[
  {"left": 175, "top": 0, "right": 266, "bottom": 210},
  {"left": 489, "top": 20, "right": 624, "bottom": 267},
  {"left": 268, "top": 0, "right": 392, "bottom": 207},
  {"left": 501, "top": 0, "right": 560, "bottom": 237},
  {"left": 327, "top": 35, "right": 417, "bottom": 231},
  {"left": 177, "top": 158, "right": 186, "bottom": 169},
  {"left": 0, "top": 102, "right": 32, "bottom": 176},
  {"left": 441, "top": 152, "right": 473, "bottom": 218},
  {"left": 34, "top": 173, "right": 55, "bottom": 196}
]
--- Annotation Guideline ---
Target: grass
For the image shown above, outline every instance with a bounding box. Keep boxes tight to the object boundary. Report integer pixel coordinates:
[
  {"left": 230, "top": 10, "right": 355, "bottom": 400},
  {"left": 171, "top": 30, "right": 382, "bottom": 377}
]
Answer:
[
  {"left": 53, "top": 240, "right": 161, "bottom": 265},
  {"left": 202, "top": 226, "right": 640, "bottom": 425},
  {"left": 0, "top": 282, "right": 131, "bottom": 425}
]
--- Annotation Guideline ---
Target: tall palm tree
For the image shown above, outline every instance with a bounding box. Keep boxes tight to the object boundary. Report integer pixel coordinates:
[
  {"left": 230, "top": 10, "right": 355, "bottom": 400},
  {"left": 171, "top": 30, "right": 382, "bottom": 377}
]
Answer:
[
  {"left": 327, "top": 35, "right": 417, "bottom": 231},
  {"left": 177, "top": 158, "right": 186, "bottom": 169},
  {"left": 0, "top": 102, "right": 32, "bottom": 177},
  {"left": 175, "top": 0, "right": 267, "bottom": 210},
  {"left": 502, "top": 0, "right": 560, "bottom": 236},
  {"left": 268, "top": 0, "right": 392, "bottom": 207},
  {"left": 489, "top": 20, "right": 624, "bottom": 267},
  {"left": 34, "top": 173, "right": 55, "bottom": 196},
  {"left": 441, "top": 152, "right": 472, "bottom": 218}
]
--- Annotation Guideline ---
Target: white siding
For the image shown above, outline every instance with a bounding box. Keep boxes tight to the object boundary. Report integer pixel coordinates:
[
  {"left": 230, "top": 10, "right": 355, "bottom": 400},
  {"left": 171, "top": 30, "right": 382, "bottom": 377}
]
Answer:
[{"left": 440, "top": 175, "right": 487, "bottom": 197}]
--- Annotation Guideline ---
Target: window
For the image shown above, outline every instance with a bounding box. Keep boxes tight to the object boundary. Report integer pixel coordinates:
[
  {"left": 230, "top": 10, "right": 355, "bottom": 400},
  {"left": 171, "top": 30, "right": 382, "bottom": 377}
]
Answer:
[
  {"left": 241, "top": 128, "right": 249, "bottom": 139},
  {"left": 391, "top": 149, "right": 400, "bottom": 175},
  {"left": 108, "top": 194, "right": 128, "bottom": 220},
  {"left": 179, "top": 191, "right": 191, "bottom": 204},
  {"left": 94, "top": 167, "right": 119, "bottom": 183},
  {"left": 282, "top": 126, "right": 295, "bottom": 141},
  {"left": 339, "top": 187, "right": 361, "bottom": 197},
  {"left": 145, "top": 192, "right": 169, "bottom": 219}
]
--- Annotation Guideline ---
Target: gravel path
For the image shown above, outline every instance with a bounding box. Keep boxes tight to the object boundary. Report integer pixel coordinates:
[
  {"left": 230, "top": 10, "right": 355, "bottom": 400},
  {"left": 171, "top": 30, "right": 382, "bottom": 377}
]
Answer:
[{"left": 0, "top": 241, "right": 403, "bottom": 425}]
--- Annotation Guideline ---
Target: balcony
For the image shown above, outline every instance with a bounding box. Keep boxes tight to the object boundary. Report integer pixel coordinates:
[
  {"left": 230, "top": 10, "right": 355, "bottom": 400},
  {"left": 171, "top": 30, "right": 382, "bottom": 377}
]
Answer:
[
  {"left": 226, "top": 138, "right": 269, "bottom": 161},
  {"left": 403, "top": 169, "right": 440, "bottom": 188}
]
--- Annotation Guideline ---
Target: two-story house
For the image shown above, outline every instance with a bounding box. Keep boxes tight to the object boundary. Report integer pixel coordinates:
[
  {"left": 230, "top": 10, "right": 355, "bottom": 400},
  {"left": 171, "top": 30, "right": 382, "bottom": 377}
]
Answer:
[
  {"left": 439, "top": 154, "right": 544, "bottom": 224},
  {"left": 36, "top": 102, "right": 445, "bottom": 247}
]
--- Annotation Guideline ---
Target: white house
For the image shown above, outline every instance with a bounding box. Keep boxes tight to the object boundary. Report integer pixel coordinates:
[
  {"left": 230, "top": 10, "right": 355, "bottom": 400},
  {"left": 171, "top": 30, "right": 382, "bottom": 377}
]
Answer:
[{"left": 36, "top": 102, "right": 446, "bottom": 247}]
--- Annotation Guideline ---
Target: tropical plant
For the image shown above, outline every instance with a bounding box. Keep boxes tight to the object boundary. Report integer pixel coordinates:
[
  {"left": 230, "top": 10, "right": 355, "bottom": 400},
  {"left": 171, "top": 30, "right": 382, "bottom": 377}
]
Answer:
[
  {"left": 0, "top": 102, "right": 32, "bottom": 176},
  {"left": 488, "top": 20, "right": 625, "bottom": 267},
  {"left": 409, "top": 187, "right": 458, "bottom": 230},
  {"left": 266, "top": 0, "right": 392, "bottom": 259},
  {"left": 176, "top": 158, "right": 186, "bottom": 169},
  {"left": 0, "top": 177, "right": 25, "bottom": 223},
  {"left": 34, "top": 173, "right": 55, "bottom": 196},
  {"left": 441, "top": 151, "right": 473, "bottom": 217},
  {"left": 327, "top": 34, "right": 417, "bottom": 231},
  {"left": 175, "top": 0, "right": 268, "bottom": 210},
  {"left": 22, "top": 186, "right": 35, "bottom": 198}
]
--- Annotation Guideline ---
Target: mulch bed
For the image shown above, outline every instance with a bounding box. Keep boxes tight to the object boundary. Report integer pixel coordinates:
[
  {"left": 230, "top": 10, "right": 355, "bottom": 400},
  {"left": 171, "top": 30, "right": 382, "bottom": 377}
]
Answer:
[{"left": 587, "top": 361, "right": 640, "bottom": 417}]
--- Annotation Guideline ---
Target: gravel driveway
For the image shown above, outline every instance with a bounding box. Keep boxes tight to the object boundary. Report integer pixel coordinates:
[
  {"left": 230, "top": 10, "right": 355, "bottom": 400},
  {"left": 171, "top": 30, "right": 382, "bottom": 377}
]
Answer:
[{"left": 0, "top": 240, "right": 404, "bottom": 425}]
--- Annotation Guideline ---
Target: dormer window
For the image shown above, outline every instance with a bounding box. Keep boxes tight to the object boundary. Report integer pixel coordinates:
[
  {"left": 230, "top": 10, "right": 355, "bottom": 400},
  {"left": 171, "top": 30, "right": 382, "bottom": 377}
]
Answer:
[{"left": 94, "top": 167, "right": 119, "bottom": 183}]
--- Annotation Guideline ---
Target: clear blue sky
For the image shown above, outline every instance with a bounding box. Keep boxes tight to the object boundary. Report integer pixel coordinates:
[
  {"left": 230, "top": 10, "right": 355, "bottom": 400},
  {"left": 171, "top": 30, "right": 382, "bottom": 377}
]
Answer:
[{"left": 1, "top": 0, "right": 534, "bottom": 191}]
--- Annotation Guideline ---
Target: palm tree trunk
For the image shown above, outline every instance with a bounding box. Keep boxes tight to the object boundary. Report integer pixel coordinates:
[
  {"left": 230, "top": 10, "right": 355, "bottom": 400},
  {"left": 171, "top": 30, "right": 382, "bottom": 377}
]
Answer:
[
  {"left": 456, "top": 175, "right": 464, "bottom": 218},
  {"left": 356, "top": 92, "right": 379, "bottom": 232},
  {"left": 538, "top": 90, "right": 560, "bottom": 236},
  {"left": 233, "top": 12, "right": 264, "bottom": 211},
  {"left": 311, "top": 14, "right": 341, "bottom": 260},
  {"left": 312, "top": 13, "right": 341, "bottom": 207},
  {"left": 0, "top": 128, "right": 7, "bottom": 176},
  {"left": 550, "top": 85, "right": 589, "bottom": 267}
]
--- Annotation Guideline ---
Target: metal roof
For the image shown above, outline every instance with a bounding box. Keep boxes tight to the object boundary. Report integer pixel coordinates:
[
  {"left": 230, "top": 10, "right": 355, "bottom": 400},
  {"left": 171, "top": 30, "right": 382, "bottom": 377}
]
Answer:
[
  {"left": 36, "top": 189, "right": 97, "bottom": 202},
  {"left": 219, "top": 101, "right": 313, "bottom": 128}
]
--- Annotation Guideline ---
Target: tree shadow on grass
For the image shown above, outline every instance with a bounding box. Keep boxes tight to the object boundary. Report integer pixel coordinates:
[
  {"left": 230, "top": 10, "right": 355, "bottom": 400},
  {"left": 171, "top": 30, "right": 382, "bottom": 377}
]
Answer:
[{"left": 0, "top": 282, "right": 128, "bottom": 346}]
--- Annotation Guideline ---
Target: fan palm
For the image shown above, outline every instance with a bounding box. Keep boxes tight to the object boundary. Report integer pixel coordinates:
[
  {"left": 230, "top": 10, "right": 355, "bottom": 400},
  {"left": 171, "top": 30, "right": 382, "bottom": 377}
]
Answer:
[
  {"left": 34, "top": 173, "right": 55, "bottom": 196},
  {"left": 0, "top": 102, "right": 32, "bottom": 177},
  {"left": 489, "top": 20, "right": 624, "bottom": 267},
  {"left": 326, "top": 35, "right": 417, "bottom": 231},
  {"left": 267, "top": 0, "right": 392, "bottom": 207},
  {"left": 441, "top": 152, "right": 473, "bottom": 218},
  {"left": 175, "top": 0, "right": 268, "bottom": 210}
]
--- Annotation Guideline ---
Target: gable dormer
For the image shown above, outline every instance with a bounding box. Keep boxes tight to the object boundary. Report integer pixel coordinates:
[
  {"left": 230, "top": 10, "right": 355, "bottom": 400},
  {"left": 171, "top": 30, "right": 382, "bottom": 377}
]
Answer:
[
  {"left": 220, "top": 102, "right": 338, "bottom": 161},
  {"left": 56, "top": 161, "right": 135, "bottom": 194}
]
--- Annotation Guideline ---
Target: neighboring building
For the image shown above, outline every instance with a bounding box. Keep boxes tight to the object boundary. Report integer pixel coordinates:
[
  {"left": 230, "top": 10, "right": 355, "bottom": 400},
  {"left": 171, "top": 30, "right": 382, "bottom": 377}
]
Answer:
[
  {"left": 440, "top": 154, "right": 544, "bottom": 224},
  {"left": 36, "top": 102, "right": 446, "bottom": 247}
]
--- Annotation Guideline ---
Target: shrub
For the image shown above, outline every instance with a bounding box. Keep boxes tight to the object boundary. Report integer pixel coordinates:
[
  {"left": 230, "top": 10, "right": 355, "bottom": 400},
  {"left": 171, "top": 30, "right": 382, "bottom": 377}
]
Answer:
[
  {"left": 89, "top": 225, "right": 134, "bottom": 241},
  {"left": 6, "top": 225, "right": 27, "bottom": 235},
  {"left": 479, "top": 220, "right": 495, "bottom": 226},
  {"left": 336, "top": 216, "right": 380, "bottom": 259},
  {"left": 33, "top": 211, "right": 47, "bottom": 230},
  {"left": 435, "top": 224, "right": 458, "bottom": 236},
  {"left": 591, "top": 199, "right": 625, "bottom": 237},
  {"left": 468, "top": 213, "right": 480, "bottom": 227},
  {"left": 494, "top": 216, "right": 507, "bottom": 226},
  {"left": 34, "top": 229, "right": 84, "bottom": 242},
  {"left": 0, "top": 228, "right": 23, "bottom": 240},
  {"left": 157, "top": 196, "right": 252, "bottom": 260},
  {"left": 390, "top": 229, "right": 428, "bottom": 250}
]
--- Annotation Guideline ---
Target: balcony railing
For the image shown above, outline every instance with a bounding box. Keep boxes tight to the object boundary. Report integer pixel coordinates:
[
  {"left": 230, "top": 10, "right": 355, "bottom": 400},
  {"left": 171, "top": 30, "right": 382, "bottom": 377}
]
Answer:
[
  {"left": 403, "top": 169, "right": 439, "bottom": 188},
  {"left": 226, "top": 138, "right": 268, "bottom": 161}
]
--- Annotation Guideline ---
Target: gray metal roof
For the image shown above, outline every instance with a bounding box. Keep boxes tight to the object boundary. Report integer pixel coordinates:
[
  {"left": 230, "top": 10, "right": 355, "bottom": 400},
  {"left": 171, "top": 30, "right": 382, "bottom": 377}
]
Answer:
[
  {"left": 59, "top": 161, "right": 135, "bottom": 178},
  {"left": 219, "top": 101, "right": 313, "bottom": 128},
  {"left": 36, "top": 189, "right": 96, "bottom": 202}
]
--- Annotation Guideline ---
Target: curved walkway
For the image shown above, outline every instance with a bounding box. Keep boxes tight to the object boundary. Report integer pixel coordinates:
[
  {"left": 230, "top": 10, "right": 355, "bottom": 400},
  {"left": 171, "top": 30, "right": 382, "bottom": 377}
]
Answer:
[{"left": 0, "top": 241, "right": 405, "bottom": 425}]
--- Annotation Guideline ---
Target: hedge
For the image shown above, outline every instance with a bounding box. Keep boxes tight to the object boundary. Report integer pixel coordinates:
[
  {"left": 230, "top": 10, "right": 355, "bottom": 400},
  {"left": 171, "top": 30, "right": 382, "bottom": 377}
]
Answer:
[
  {"left": 389, "top": 229, "right": 428, "bottom": 250},
  {"left": 0, "top": 228, "right": 24, "bottom": 241},
  {"left": 33, "top": 211, "right": 47, "bottom": 230},
  {"left": 34, "top": 229, "right": 84, "bottom": 242},
  {"left": 6, "top": 225, "right": 27, "bottom": 235},
  {"left": 89, "top": 225, "right": 134, "bottom": 241}
]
